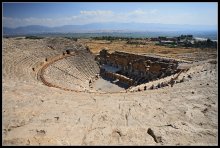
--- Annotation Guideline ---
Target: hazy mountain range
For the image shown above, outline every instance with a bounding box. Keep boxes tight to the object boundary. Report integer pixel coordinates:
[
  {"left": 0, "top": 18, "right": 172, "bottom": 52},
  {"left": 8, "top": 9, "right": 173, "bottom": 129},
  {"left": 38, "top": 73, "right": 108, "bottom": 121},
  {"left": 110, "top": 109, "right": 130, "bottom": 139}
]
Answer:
[{"left": 3, "top": 22, "right": 217, "bottom": 36}]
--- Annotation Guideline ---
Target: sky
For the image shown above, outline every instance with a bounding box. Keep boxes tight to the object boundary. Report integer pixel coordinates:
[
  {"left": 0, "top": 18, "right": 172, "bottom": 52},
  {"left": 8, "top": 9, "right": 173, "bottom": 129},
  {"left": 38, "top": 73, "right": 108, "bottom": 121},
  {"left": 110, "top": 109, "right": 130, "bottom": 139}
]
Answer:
[{"left": 3, "top": 2, "right": 218, "bottom": 28}]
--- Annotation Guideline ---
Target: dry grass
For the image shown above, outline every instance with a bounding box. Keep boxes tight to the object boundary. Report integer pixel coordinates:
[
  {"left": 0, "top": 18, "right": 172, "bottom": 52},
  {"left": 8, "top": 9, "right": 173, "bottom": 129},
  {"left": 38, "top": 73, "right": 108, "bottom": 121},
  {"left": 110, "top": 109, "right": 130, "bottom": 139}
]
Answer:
[
  {"left": 80, "top": 39, "right": 198, "bottom": 54},
  {"left": 79, "top": 39, "right": 217, "bottom": 62}
]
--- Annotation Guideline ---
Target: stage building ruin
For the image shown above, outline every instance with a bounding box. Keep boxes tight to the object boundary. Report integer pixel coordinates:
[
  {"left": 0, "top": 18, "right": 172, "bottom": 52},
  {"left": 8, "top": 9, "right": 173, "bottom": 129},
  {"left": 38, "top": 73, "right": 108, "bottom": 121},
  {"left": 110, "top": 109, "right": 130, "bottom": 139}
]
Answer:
[{"left": 95, "top": 49, "right": 180, "bottom": 89}]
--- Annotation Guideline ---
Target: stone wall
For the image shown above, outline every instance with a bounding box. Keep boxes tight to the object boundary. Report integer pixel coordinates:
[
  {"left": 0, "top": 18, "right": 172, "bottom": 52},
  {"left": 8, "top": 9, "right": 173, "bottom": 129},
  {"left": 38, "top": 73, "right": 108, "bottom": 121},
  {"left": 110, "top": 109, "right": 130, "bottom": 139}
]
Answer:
[
  {"left": 97, "top": 49, "right": 179, "bottom": 86},
  {"left": 100, "top": 69, "right": 134, "bottom": 86}
]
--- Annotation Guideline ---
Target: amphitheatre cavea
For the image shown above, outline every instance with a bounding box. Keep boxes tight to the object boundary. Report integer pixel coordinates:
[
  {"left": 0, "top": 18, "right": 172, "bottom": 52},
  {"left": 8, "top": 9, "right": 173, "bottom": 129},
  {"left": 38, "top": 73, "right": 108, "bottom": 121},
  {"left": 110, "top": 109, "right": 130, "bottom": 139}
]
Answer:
[{"left": 3, "top": 36, "right": 218, "bottom": 145}]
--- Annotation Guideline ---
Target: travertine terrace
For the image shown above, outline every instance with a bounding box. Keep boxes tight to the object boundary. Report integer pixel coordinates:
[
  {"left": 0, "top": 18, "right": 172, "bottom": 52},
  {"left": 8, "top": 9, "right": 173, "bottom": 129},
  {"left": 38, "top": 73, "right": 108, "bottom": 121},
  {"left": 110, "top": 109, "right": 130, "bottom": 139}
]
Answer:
[{"left": 2, "top": 37, "right": 218, "bottom": 145}]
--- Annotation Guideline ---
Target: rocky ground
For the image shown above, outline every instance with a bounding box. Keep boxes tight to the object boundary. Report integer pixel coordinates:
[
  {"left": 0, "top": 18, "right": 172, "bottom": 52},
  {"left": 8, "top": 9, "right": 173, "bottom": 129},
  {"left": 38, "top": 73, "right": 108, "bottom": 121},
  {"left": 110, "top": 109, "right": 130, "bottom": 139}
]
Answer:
[{"left": 2, "top": 37, "right": 218, "bottom": 146}]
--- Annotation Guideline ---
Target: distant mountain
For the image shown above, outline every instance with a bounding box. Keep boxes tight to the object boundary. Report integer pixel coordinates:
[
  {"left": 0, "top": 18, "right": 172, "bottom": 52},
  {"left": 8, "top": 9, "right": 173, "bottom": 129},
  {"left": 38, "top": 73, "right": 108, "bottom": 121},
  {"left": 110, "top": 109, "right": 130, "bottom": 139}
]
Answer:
[
  {"left": 3, "top": 25, "right": 52, "bottom": 35},
  {"left": 3, "top": 22, "right": 217, "bottom": 36}
]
